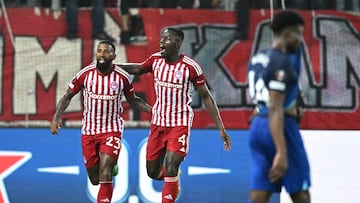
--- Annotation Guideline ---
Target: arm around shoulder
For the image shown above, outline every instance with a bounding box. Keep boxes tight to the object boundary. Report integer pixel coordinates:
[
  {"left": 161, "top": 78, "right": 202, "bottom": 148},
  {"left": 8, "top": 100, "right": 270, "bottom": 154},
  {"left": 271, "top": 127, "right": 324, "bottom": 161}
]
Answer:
[
  {"left": 119, "top": 63, "right": 149, "bottom": 75},
  {"left": 126, "top": 94, "right": 152, "bottom": 114}
]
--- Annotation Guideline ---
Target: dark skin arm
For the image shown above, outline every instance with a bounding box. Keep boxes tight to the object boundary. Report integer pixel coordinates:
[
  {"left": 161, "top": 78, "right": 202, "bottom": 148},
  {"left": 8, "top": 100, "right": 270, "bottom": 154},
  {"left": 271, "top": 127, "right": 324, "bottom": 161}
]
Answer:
[
  {"left": 126, "top": 94, "right": 152, "bottom": 114},
  {"left": 197, "top": 84, "right": 231, "bottom": 151},
  {"left": 268, "top": 90, "right": 288, "bottom": 182},
  {"left": 50, "top": 89, "right": 76, "bottom": 135},
  {"left": 119, "top": 64, "right": 150, "bottom": 75}
]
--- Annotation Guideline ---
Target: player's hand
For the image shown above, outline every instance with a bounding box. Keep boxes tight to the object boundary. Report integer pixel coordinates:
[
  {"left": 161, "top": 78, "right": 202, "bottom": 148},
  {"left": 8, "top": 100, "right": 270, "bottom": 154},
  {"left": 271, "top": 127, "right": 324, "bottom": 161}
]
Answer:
[
  {"left": 220, "top": 130, "right": 231, "bottom": 151},
  {"left": 50, "top": 120, "right": 62, "bottom": 135},
  {"left": 269, "top": 152, "right": 288, "bottom": 182}
]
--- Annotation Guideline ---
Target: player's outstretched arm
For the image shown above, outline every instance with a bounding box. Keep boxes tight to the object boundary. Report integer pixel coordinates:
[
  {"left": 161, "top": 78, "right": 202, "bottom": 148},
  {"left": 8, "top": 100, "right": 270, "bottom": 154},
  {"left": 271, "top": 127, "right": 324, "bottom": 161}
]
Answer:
[
  {"left": 119, "top": 64, "right": 149, "bottom": 75},
  {"left": 50, "top": 89, "right": 75, "bottom": 135},
  {"left": 197, "top": 84, "right": 231, "bottom": 151},
  {"left": 126, "top": 94, "right": 152, "bottom": 114},
  {"left": 268, "top": 90, "right": 288, "bottom": 182}
]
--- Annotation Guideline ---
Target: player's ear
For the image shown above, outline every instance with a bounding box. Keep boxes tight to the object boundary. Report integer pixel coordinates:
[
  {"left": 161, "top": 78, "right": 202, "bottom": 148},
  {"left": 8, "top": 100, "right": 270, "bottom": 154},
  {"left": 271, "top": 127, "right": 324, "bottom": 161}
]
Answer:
[
  {"left": 112, "top": 54, "right": 116, "bottom": 60},
  {"left": 175, "top": 39, "right": 182, "bottom": 49}
]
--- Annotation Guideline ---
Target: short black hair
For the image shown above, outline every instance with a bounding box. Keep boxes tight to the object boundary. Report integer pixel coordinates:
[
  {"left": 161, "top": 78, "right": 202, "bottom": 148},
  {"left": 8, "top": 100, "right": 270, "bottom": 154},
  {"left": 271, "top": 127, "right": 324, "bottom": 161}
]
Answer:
[
  {"left": 164, "top": 27, "right": 184, "bottom": 41},
  {"left": 270, "top": 10, "right": 304, "bottom": 35},
  {"left": 99, "top": 40, "right": 116, "bottom": 53}
]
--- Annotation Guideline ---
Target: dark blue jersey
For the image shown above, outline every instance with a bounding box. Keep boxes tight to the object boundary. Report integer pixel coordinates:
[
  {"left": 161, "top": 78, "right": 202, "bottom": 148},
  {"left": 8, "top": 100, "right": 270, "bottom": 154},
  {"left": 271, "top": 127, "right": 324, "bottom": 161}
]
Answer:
[{"left": 248, "top": 48, "right": 299, "bottom": 115}]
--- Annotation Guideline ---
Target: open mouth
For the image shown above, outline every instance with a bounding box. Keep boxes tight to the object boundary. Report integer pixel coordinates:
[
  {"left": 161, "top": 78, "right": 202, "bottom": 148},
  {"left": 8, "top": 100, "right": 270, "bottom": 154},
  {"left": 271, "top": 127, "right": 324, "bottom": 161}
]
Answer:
[
  {"left": 98, "top": 58, "right": 106, "bottom": 63},
  {"left": 160, "top": 46, "right": 166, "bottom": 55}
]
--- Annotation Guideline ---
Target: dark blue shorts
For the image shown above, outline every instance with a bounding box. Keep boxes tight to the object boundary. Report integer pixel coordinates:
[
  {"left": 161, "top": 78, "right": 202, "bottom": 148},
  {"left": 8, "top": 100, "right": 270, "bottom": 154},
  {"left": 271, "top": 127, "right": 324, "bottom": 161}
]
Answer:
[{"left": 249, "top": 116, "right": 311, "bottom": 194}]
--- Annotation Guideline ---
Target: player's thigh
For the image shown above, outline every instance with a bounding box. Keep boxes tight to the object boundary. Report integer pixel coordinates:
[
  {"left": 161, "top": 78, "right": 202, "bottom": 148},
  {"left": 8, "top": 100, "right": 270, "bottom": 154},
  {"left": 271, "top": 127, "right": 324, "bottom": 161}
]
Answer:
[
  {"left": 283, "top": 118, "right": 311, "bottom": 194},
  {"left": 166, "top": 126, "right": 190, "bottom": 158},
  {"left": 82, "top": 135, "right": 100, "bottom": 169},
  {"left": 146, "top": 125, "right": 167, "bottom": 161},
  {"left": 98, "top": 132, "right": 122, "bottom": 162}
]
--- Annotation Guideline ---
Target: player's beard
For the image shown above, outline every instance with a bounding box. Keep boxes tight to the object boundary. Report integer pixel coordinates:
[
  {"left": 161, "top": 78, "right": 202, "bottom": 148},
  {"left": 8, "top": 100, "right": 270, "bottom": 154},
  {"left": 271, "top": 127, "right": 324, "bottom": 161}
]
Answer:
[{"left": 96, "top": 59, "right": 112, "bottom": 73}]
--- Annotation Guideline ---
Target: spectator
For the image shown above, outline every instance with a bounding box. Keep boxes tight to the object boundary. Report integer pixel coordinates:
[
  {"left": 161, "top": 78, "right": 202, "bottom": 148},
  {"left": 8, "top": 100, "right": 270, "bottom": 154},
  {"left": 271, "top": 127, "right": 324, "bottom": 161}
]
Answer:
[
  {"left": 119, "top": 0, "right": 132, "bottom": 44},
  {"left": 178, "top": 0, "right": 223, "bottom": 9},
  {"left": 119, "top": 0, "right": 147, "bottom": 45},
  {"left": 28, "top": 0, "right": 61, "bottom": 19},
  {"left": 65, "top": 0, "right": 115, "bottom": 42},
  {"left": 234, "top": 0, "right": 269, "bottom": 40},
  {"left": 336, "top": 0, "right": 360, "bottom": 11},
  {"left": 147, "top": 0, "right": 178, "bottom": 8},
  {"left": 279, "top": 0, "right": 334, "bottom": 9}
]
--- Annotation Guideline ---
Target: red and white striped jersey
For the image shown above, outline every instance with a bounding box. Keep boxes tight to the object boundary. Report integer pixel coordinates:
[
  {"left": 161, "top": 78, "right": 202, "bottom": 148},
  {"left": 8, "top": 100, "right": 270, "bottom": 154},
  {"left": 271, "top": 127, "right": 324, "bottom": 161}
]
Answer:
[
  {"left": 69, "top": 63, "right": 134, "bottom": 135},
  {"left": 142, "top": 53, "right": 205, "bottom": 127}
]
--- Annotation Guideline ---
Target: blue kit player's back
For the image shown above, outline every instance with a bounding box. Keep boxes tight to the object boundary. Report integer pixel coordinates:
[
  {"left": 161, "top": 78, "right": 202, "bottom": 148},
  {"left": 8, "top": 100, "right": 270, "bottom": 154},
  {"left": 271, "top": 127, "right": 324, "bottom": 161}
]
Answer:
[{"left": 247, "top": 48, "right": 311, "bottom": 195}]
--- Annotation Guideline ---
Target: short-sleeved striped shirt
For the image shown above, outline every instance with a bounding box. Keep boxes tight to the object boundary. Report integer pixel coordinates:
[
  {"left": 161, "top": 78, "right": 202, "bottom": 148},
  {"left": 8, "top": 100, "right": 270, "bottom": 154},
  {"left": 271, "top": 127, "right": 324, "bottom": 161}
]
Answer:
[
  {"left": 142, "top": 53, "right": 205, "bottom": 127},
  {"left": 69, "top": 63, "right": 134, "bottom": 135}
]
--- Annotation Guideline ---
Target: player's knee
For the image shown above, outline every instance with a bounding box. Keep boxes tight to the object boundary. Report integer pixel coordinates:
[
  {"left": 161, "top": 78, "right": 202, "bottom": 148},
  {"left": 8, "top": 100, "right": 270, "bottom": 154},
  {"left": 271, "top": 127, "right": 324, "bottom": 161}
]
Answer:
[
  {"left": 291, "top": 190, "right": 310, "bottom": 203},
  {"left": 99, "top": 167, "right": 113, "bottom": 181},
  {"left": 165, "top": 165, "right": 178, "bottom": 177},
  {"left": 147, "top": 167, "right": 160, "bottom": 179}
]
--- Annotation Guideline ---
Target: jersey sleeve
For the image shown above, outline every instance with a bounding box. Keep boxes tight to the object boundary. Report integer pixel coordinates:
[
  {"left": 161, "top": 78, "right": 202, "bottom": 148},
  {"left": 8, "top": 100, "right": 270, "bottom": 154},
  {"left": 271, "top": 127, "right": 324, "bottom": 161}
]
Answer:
[
  {"left": 68, "top": 74, "right": 83, "bottom": 94},
  {"left": 267, "top": 60, "right": 292, "bottom": 92},
  {"left": 141, "top": 53, "right": 158, "bottom": 72},
  {"left": 188, "top": 60, "right": 206, "bottom": 87}
]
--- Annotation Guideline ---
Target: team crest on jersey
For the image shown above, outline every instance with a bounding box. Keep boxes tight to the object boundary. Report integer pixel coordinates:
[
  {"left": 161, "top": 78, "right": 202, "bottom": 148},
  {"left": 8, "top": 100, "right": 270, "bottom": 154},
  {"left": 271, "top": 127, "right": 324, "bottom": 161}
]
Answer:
[
  {"left": 174, "top": 70, "right": 182, "bottom": 79},
  {"left": 111, "top": 81, "right": 119, "bottom": 90},
  {"left": 275, "top": 70, "right": 286, "bottom": 81}
]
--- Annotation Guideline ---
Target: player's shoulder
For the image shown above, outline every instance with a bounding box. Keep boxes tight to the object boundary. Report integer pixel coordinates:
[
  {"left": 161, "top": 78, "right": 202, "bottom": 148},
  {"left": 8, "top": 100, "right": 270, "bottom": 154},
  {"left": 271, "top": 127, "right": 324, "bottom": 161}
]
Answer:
[
  {"left": 181, "top": 55, "right": 203, "bottom": 72},
  {"left": 268, "top": 49, "right": 288, "bottom": 63},
  {"left": 149, "top": 52, "right": 162, "bottom": 59},
  {"left": 76, "top": 62, "right": 96, "bottom": 78}
]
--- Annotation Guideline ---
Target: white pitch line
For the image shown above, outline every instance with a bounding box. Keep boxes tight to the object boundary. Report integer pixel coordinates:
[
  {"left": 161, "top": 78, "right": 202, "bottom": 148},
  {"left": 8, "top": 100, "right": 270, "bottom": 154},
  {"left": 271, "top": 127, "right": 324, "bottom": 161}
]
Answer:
[
  {"left": 188, "top": 166, "right": 231, "bottom": 176},
  {"left": 37, "top": 166, "right": 80, "bottom": 175}
]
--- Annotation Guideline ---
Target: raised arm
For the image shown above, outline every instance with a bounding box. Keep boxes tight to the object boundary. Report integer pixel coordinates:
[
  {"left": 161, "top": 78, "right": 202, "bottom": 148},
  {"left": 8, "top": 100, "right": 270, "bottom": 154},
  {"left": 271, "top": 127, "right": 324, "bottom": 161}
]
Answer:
[
  {"left": 119, "top": 64, "right": 150, "bottom": 75},
  {"left": 197, "top": 84, "right": 231, "bottom": 151},
  {"left": 268, "top": 90, "right": 288, "bottom": 182},
  {"left": 126, "top": 94, "right": 152, "bottom": 114},
  {"left": 50, "top": 89, "right": 76, "bottom": 135}
]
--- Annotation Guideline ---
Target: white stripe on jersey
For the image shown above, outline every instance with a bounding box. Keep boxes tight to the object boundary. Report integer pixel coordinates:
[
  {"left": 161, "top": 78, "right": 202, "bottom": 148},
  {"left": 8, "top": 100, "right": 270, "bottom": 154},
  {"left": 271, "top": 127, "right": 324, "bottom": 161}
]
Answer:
[
  {"left": 183, "top": 56, "right": 203, "bottom": 76},
  {"left": 76, "top": 62, "right": 96, "bottom": 79},
  {"left": 72, "top": 65, "right": 128, "bottom": 135},
  {"left": 151, "top": 56, "right": 198, "bottom": 127}
]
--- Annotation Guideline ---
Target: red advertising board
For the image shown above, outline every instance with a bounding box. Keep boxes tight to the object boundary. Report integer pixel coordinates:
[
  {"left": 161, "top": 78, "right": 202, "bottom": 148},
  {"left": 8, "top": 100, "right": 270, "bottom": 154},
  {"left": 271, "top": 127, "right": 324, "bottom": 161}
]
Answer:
[{"left": 0, "top": 8, "right": 359, "bottom": 129}]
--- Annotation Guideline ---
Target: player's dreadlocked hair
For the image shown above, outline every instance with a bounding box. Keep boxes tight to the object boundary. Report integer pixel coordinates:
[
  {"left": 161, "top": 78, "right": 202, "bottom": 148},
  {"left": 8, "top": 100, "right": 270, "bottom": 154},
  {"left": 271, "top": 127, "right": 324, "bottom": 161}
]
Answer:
[{"left": 270, "top": 10, "right": 304, "bottom": 35}]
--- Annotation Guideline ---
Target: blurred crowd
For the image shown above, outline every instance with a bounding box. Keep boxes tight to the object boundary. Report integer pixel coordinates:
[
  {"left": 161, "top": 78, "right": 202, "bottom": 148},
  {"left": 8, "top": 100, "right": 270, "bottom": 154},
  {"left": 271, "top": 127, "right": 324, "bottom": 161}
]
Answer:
[{"left": 3, "top": 0, "right": 359, "bottom": 44}]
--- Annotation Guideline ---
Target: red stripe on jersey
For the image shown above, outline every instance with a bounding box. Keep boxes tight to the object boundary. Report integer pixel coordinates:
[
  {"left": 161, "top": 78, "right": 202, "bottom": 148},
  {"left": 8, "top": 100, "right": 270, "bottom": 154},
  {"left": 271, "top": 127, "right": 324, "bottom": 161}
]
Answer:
[
  {"left": 69, "top": 64, "right": 133, "bottom": 135},
  {"left": 143, "top": 54, "right": 205, "bottom": 127}
]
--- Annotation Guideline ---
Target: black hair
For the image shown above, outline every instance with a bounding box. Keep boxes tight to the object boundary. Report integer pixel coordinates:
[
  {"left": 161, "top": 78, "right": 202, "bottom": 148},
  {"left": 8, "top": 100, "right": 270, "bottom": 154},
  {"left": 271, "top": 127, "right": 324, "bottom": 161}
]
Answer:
[
  {"left": 164, "top": 27, "right": 184, "bottom": 41},
  {"left": 270, "top": 10, "right": 304, "bottom": 35},
  {"left": 99, "top": 40, "right": 116, "bottom": 53}
]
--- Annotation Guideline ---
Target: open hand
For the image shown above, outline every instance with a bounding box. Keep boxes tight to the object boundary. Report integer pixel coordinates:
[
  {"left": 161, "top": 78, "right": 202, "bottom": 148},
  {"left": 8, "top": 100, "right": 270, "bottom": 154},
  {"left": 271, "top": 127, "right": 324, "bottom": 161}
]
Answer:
[{"left": 269, "top": 152, "right": 288, "bottom": 182}]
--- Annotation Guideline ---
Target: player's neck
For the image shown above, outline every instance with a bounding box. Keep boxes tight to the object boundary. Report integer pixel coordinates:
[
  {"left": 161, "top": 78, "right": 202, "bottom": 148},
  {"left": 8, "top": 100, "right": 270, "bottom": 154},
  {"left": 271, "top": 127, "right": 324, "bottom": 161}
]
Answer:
[
  {"left": 165, "top": 54, "right": 181, "bottom": 64},
  {"left": 272, "top": 39, "right": 287, "bottom": 54}
]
